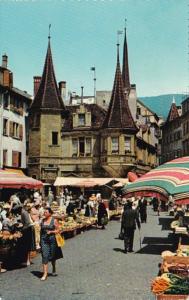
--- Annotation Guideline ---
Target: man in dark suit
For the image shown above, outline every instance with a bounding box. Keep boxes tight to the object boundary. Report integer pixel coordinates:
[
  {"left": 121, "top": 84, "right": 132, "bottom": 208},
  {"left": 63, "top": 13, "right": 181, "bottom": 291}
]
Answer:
[
  {"left": 138, "top": 197, "right": 148, "bottom": 223},
  {"left": 121, "top": 201, "right": 141, "bottom": 253}
]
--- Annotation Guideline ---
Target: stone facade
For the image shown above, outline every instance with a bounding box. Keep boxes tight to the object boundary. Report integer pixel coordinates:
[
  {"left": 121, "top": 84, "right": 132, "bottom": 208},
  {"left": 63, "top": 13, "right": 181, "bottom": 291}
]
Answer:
[{"left": 0, "top": 55, "right": 32, "bottom": 169}]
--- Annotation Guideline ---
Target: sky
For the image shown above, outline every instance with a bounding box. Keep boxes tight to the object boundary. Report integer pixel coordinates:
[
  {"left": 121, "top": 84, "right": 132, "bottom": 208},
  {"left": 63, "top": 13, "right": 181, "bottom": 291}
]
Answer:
[{"left": 0, "top": 0, "right": 188, "bottom": 98}]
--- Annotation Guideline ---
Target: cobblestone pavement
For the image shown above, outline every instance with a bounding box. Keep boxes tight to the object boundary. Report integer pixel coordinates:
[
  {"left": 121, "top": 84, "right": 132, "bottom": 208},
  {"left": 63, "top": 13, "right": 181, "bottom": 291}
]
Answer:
[{"left": 0, "top": 207, "right": 173, "bottom": 300}]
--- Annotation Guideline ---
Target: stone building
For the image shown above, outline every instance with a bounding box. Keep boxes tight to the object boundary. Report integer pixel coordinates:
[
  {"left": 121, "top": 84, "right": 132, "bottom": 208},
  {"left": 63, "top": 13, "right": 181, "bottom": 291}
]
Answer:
[
  {"left": 28, "top": 29, "right": 160, "bottom": 182},
  {"left": 161, "top": 98, "right": 182, "bottom": 163},
  {"left": 0, "top": 54, "right": 32, "bottom": 169},
  {"left": 28, "top": 38, "right": 65, "bottom": 182}
]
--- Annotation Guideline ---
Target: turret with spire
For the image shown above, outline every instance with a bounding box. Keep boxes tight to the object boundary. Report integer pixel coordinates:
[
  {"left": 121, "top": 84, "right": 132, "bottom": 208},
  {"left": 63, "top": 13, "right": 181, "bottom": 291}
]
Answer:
[
  {"left": 28, "top": 27, "right": 65, "bottom": 182},
  {"left": 122, "top": 19, "right": 130, "bottom": 94},
  {"left": 166, "top": 96, "right": 180, "bottom": 122},
  {"left": 102, "top": 42, "right": 137, "bottom": 131},
  {"left": 30, "top": 29, "right": 65, "bottom": 113}
]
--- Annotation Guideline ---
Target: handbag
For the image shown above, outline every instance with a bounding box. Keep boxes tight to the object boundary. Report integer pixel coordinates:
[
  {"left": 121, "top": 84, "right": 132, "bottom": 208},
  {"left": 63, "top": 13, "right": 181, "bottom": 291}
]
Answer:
[
  {"left": 55, "top": 233, "right": 65, "bottom": 247},
  {"left": 119, "top": 231, "right": 124, "bottom": 240},
  {"left": 101, "top": 215, "right": 108, "bottom": 226}
]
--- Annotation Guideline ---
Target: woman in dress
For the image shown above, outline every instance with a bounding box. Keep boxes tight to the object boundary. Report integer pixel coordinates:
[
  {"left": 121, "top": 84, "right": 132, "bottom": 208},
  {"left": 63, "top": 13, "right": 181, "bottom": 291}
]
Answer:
[
  {"left": 97, "top": 199, "right": 108, "bottom": 229},
  {"left": 40, "top": 207, "right": 63, "bottom": 281}
]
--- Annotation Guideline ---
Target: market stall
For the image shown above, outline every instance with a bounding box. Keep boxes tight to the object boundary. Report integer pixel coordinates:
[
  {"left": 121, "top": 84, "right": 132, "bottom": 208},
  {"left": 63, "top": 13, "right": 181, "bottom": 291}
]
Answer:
[
  {"left": 151, "top": 242, "right": 189, "bottom": 299},
  {"left": 0, "top": 169, "right": 43, "bottom": 268},
  {"left": 123, "top": 156, "right": 189, "bottom": 204}
]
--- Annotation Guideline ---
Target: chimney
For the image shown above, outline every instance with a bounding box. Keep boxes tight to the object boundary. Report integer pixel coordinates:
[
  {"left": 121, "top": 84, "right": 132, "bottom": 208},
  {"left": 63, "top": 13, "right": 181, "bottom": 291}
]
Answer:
[
  {"left": 2, "top": 54, "right": 8, "bottom": 69},
  {"left": 59, "top": 81, "right": 66, "bottom": 102},
  {"left": 33, "top": 76, "right": 41, "bottom": 97}
]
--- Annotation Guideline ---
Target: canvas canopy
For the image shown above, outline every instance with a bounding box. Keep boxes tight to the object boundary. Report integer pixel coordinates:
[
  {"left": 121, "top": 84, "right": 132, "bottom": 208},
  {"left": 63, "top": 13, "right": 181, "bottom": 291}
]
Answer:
[
  {"left": 0, "top": 169, "right": 43, "bottom": 189},
  {"left": 54, "top": 177, "right": 128, "bottom": 188},
  {"left": 123, "top": 157, "right": 189, "bottom": 204}
]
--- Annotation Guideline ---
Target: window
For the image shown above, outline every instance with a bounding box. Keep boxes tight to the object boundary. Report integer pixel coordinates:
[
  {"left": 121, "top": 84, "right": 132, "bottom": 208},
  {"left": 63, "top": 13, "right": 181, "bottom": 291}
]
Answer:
[
  {"left": 111, "top": 137, "right": 119, "bottom": 154},
  {"left": 124, "top": 137, "right": 131, "bottom": 153},
  {"left": 78, "top": 114, "right": 85, "bottom": 126},
  {"left": 12, "top": 151, "right": 21, "bottom": 167},
  {"left": 3, "top": 149, "right": 7, "bottom": 166},
  {"left": 72, "top": 138, "right": 78, "bottom": 157},
  {"left": 13, "top": 122, "right": 19, "bottom": 138},
  {"left": 79, "top": 137, "right": 85, "bottom": 156},
  {"left": 52, "top": 132, "right": 58, "bottom": 145},
  {"left": 103, "top": 100, "right": 106, "bottom": 106},
  {"left": 86, "top": 138, "right": 91, "bottom": 156},
  {"left": 136, "top": 106, "right": 141, "bottom": 116},
  {"left": 3, "top": 119, "right": 8, "bottom": 136},
  {"left": 3, "top": 93, "right": 9, "bottom": 109}
]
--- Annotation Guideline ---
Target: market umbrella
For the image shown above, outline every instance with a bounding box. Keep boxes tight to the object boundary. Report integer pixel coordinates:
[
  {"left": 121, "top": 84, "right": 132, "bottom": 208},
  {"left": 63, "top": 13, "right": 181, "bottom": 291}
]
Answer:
[
  {"left": 0, "top": 169, "right": 43, "bottom": 189},
  {"left": 122, "top": 156, "right": 189, "bottom": 204}
]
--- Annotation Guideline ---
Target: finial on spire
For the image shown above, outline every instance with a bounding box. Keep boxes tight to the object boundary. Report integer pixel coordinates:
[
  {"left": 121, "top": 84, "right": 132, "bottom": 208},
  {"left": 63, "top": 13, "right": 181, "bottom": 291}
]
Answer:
[
  {"left": 48, "top": 24, "right": 51, "bottom": 40},
  {"left": 125, "top": 18, "right": 127, "bottom": 30}
]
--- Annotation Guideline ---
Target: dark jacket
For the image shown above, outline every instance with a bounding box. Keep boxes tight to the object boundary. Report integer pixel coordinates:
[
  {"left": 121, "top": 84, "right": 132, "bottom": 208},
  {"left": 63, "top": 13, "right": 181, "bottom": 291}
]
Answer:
[{"left": 122, "top": 208, "right": 140, "bottom": 230}]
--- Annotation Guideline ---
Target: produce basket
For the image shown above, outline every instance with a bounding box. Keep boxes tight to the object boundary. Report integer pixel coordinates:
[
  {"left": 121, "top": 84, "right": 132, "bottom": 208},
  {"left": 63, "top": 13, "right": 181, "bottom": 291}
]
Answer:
[{"left": 156, "top": 295, "right": 189, "bottom": 300}]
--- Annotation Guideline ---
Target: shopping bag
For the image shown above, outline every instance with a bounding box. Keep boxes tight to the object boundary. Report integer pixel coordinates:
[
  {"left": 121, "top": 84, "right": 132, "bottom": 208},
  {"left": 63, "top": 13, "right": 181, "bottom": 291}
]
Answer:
[{"left": 55, "top": 233, "right": 65, "bottom": 247}]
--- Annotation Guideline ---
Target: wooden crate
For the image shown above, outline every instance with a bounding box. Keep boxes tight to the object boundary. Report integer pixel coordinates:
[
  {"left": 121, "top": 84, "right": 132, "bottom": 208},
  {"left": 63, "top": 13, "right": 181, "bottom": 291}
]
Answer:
[
  {"left": 156, "top": 295, "right": 189, "bottom": 300},
  {"left": 163, "top": 256, "right": 189, "bottom": 265}
]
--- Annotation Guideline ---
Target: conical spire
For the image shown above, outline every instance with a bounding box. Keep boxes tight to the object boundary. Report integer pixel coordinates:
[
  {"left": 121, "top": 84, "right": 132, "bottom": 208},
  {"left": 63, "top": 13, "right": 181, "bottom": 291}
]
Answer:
[
  {"left": 102, "top": 43, "right": 137, "bottom": 131},
  {"left": 166, "top": 100, "right": 179, "bottom": 122},
  {"left": 122, "top": 25, "right": 130, "bottom": 92},
  {"left": 30, "top": 38, "right": 65, "bottom": 112}
]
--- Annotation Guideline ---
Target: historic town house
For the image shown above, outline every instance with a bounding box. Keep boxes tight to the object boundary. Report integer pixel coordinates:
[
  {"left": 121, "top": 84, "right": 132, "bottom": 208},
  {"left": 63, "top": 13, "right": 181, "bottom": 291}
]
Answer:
[{"left": 28, "top": 30, "right": 159, "bottom": 182}]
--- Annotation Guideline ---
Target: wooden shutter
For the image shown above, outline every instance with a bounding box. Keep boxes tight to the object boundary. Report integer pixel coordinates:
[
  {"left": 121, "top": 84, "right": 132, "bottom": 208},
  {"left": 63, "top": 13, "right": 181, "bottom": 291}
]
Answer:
[
  {"left": 9, "top": 121, "right": 14, "bottom": 137},
  {"left": 12, "top": 151, "right": 19, "bottom": 167},
  {"left": 19, "top": 124, "right": 23, "bottom": 140}
]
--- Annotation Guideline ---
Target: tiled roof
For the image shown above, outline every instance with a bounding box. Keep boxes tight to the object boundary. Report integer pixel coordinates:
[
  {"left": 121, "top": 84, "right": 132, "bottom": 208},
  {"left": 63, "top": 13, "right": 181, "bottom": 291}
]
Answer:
[
  {"left": 102, "top": 47, "right": 137, "bottom": 131},
  {"left": 30, "top": 40, "right": 65, "bottom": 112},
  {"left": 122, "top": 28, "right": 130, "bottom": 91},
  {"left": 166, "top": 102, "right": 180, "bottom": 122},
  {"left": 62, "top": 104, "right": 106, "bottom": 131}
]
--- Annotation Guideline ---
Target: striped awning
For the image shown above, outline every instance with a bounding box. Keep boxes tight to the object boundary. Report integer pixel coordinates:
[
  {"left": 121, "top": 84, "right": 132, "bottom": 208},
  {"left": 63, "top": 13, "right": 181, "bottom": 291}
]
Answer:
[
  {"left": 122, "top": 157, "right": 189, "bottom": 203},
  {"left": 0, "top": 169, "right": 43, "bottom": 189}
]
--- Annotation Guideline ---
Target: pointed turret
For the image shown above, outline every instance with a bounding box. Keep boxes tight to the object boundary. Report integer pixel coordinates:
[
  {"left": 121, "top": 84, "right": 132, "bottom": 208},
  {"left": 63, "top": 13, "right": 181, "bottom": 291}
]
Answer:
[
  {"left": 166, "top": 97, "right": 179, "bottom": 122},
  {"left": 102, "top": 43, "right": 137, "bottom": 131},
  {"left": 30, "top": 38, "right": 65, "bottom": 112},
  {"left": 122, "top": 26, "right": 130, "bottom": 92}
]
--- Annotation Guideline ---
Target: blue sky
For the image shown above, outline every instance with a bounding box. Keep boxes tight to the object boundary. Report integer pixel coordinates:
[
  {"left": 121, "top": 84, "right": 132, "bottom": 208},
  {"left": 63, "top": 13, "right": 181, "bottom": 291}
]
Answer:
[{"left": 0, "top": 0, "right": 188, "bottom": 98}]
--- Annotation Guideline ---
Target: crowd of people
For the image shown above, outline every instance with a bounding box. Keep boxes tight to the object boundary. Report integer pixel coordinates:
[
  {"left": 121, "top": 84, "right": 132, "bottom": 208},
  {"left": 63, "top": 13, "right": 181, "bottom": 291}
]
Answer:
[
  {"left": 1, "top": 187, "right": 186, "bottom": 278},
  {"left": 0, "top": 188, "right": 111, "bottom": 278}
]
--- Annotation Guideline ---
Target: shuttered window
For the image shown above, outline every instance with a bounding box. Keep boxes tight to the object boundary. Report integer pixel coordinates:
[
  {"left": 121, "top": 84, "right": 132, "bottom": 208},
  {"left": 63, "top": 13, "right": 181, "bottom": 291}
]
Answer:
[
  {"left": 19, "top": 124, "right": 23, "bottom": 140},
  {"left": 12, "top": 151, "right": 21, "bottom": 167},
  {"left": 3, "top": 119, "right": 8, "bottom": 136},
  {"left": 3, "top": 149, "right": 7, "bottom": 166}
]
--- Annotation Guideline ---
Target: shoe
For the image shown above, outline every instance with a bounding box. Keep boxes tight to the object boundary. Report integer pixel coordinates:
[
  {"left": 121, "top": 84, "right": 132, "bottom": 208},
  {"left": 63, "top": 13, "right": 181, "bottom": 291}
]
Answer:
[
  {"left": 52, "top": 272, "right": 57, "bottom": 276},
  {"left": 40, "top": 274, "right": 47, "bottom": 281},
  {"left": 124, "top": 250, "right": 127, "bottom": 254},
  {"left": 128, "top": 249, "right": 134, "bottom": 253}
]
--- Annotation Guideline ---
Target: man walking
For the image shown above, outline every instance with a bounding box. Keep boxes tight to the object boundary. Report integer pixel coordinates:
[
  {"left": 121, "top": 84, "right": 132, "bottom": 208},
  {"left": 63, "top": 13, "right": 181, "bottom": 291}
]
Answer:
[{"left": 121, "top": 201, "right": 141, "bottom": 253}]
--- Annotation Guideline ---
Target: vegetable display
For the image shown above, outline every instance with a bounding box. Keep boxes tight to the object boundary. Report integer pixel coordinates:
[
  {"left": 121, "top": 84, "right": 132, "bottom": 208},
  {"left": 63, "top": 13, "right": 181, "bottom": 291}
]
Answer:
[{"left": 151, "top": 273, "right": 189, "bottom": 295}]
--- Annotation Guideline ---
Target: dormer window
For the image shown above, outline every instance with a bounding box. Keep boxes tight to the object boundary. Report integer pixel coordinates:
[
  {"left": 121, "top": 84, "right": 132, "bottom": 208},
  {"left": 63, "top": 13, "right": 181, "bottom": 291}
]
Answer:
[{"left": 78, "top": 113, "right": 85, "bottom": 126}]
